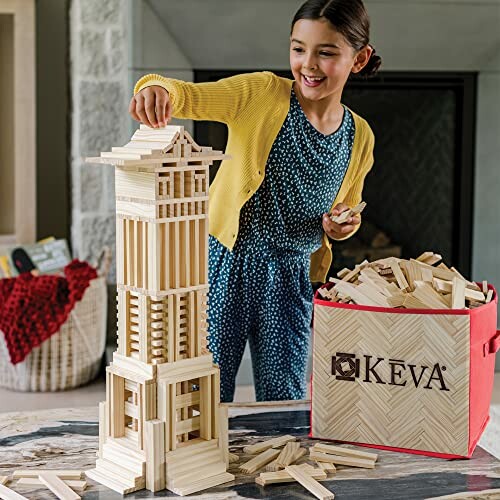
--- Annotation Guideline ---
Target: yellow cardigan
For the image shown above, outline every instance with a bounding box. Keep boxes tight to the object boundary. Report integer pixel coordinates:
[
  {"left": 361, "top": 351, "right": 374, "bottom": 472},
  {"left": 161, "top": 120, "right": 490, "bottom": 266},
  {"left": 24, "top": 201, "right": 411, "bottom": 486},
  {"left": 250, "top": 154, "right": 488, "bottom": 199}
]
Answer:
[{"left": 134, "top": 71, "right": 375, "bottom": 282}]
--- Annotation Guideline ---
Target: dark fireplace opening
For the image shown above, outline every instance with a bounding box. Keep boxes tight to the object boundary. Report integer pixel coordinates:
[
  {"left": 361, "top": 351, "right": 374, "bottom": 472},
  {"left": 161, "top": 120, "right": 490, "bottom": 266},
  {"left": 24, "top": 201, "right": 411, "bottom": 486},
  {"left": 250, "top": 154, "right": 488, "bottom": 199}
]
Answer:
[{"left": 194, "top": 70, "right": 477, "bottom": 280}]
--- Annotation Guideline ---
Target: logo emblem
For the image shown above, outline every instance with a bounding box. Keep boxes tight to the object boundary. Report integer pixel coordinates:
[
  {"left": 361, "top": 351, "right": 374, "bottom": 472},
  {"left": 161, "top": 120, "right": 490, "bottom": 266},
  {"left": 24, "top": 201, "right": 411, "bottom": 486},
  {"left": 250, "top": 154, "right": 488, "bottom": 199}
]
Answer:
[{"left": 331, "top": 352, "right": 360, "bottom": 381}]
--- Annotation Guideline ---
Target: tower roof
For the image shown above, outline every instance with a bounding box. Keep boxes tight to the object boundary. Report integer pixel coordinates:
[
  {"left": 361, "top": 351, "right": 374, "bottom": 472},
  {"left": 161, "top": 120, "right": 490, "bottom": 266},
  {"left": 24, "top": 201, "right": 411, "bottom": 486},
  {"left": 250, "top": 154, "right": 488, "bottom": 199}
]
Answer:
[{"left": 86, "top": 125, "right": 228, "bottom": 167}]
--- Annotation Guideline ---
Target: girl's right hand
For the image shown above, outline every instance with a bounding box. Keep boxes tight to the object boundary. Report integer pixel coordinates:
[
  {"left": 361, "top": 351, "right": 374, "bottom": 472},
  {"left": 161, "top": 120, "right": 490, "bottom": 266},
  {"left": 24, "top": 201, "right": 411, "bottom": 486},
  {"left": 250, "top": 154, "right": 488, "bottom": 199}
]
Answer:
[{"left": 128, "top": 85, "right": 172, "bottom": 128}]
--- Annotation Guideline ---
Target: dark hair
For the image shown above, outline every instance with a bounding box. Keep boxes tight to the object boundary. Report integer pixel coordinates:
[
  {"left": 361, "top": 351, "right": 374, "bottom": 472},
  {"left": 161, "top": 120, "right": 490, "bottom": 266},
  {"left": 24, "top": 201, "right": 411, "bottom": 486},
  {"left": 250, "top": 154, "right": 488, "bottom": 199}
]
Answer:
[{"left": 291, "top": 0, "right": 382, "bottom": 78}]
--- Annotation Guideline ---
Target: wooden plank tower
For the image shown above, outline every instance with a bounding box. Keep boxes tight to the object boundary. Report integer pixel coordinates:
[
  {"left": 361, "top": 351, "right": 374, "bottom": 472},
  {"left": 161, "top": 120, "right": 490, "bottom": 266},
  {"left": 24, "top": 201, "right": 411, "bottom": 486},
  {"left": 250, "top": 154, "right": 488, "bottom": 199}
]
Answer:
[{"left": 85, "top": 125, "right": 235, "bottom": 496}]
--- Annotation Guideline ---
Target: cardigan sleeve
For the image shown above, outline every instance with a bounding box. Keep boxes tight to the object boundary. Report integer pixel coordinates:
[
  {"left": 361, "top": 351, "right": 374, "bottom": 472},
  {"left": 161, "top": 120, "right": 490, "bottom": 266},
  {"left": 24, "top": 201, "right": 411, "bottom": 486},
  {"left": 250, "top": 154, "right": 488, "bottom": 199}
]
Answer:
[
  {"left": 133, "top": 72, "right": 274, "bottom": 125},
  {"left": 332, "top": 125, "right": 375, "bottom": 241}
]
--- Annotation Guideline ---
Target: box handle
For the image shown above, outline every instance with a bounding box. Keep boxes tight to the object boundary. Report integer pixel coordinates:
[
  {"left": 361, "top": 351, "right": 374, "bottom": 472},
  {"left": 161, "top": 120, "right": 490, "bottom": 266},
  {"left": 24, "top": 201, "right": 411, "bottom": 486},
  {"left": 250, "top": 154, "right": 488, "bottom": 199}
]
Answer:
[{"left": 484, "top": 330, "right": 500, "bottom": 356}]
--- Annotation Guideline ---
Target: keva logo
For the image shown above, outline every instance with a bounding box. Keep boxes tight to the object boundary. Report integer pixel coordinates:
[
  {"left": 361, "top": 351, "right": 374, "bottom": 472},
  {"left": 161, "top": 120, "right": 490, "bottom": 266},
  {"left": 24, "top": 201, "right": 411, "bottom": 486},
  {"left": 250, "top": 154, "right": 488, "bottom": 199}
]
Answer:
[{"left": 331, "top": 352, "right": 449, "bottom": 391}]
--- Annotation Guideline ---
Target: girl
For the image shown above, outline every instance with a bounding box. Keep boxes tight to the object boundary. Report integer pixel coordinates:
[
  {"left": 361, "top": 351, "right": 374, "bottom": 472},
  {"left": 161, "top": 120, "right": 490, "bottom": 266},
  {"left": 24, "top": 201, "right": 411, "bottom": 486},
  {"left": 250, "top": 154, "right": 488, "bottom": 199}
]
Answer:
[{"left": 129, "top": 0, "right": 381, "bottom": 402}]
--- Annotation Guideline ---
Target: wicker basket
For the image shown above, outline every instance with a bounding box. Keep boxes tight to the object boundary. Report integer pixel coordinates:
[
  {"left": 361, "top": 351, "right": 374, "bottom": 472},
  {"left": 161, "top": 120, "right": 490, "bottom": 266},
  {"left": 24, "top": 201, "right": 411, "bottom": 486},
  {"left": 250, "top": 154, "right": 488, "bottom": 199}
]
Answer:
[{"left": 0, "top": 249, "right": 110, "bottom": 392}]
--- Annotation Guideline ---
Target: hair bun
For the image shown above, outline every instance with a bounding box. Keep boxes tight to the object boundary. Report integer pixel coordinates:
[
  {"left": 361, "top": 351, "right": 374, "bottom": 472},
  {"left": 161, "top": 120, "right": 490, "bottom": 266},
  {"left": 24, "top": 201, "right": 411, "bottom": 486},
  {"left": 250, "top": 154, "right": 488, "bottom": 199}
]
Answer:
[{"left": 359, "top": 47, "right": 382, "bottom": 78}]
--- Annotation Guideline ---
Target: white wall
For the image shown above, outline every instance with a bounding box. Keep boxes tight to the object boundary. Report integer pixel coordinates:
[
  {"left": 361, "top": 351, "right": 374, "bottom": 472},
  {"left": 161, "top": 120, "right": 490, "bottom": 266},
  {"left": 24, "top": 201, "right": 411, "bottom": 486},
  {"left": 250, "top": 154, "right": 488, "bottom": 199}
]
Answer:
[{"left": 128, "top": 0, "right": 194, "bottom": 136}]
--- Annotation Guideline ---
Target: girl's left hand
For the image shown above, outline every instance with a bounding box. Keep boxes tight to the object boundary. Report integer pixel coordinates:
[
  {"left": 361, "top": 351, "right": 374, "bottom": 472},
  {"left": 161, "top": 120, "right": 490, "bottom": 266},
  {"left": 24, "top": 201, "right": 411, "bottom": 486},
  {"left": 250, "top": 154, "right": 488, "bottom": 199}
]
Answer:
[{"left": 322, "top": 203, "right": 361, "bottom": 240}]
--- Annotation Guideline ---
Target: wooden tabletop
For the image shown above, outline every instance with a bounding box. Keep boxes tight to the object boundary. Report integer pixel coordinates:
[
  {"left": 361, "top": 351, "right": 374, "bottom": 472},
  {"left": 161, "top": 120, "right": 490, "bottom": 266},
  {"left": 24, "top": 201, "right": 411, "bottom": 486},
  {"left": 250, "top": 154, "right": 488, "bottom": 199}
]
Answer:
[{"left": 0, "top": 401, "right": 499, "bottom": 499}]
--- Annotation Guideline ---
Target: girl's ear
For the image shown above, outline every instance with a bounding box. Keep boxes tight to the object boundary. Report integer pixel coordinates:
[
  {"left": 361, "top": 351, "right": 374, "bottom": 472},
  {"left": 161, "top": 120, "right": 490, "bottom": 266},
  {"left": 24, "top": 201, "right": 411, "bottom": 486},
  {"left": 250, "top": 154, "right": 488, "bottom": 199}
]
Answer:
[{"left": 351, "top": 45, "right": 373, "bottom": 74}]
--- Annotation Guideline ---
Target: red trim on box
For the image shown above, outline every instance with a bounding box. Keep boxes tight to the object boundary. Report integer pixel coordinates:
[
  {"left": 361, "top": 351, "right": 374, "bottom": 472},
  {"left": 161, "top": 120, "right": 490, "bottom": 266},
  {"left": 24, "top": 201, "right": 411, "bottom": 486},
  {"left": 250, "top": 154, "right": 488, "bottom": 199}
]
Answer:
[
  {"left": 308, "top": 435, "right": 471, "bottom": 459},
  {"left": 467, "top": 285, "right": 498, "bottom": 456}
]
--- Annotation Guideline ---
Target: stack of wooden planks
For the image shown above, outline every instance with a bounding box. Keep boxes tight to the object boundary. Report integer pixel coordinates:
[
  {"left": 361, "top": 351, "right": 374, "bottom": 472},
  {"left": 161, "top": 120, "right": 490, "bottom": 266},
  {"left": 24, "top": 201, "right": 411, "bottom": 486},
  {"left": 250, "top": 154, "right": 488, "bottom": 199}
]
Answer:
[
  {"left": 238, "top": 435, "right": 379, "bottom": 500},
  {"left": 318, "top": 252, "right": 494, "bottom": 310}
]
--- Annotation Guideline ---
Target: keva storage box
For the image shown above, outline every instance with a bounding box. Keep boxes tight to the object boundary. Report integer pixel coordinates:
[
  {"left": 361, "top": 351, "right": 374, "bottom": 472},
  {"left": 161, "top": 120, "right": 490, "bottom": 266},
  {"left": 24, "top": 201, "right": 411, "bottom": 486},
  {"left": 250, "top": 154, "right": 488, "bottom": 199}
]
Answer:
[{"left": 311, "top": 284, "right": 499, "bottom": 458}]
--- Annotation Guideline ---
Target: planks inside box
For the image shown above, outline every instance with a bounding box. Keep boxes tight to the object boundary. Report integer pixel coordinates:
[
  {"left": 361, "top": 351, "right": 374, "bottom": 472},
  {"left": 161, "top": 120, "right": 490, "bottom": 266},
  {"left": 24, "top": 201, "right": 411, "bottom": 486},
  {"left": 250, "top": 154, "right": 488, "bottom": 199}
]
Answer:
[{"left": 318, "top": 252, "right": 494, "bottom": 310}]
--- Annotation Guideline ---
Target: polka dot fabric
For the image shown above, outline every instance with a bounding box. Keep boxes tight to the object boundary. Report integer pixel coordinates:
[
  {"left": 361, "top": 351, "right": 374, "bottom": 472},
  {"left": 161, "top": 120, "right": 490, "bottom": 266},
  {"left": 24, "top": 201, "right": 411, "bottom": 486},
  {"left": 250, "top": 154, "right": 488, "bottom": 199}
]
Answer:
[{"left": 208, "top": 88, "right": 355, "bottom": 402}]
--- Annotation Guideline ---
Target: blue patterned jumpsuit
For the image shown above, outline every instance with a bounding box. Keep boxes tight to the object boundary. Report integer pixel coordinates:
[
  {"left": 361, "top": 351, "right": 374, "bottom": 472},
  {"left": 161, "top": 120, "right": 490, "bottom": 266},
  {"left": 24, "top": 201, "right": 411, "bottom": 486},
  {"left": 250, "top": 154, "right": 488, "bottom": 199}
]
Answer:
[{"left": 208, "top": 88, "right": 355, "bottom": 402}]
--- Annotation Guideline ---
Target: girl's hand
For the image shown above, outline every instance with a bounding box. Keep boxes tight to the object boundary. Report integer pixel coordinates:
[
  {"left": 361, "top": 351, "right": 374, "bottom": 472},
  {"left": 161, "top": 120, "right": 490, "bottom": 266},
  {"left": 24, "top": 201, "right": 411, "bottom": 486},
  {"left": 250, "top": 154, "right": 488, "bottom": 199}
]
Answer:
[
  {"left": 322, "top": 203, "right": 360, "bottom": 240},
  {"left": 128, "top": 85, "right": 172, "bottom": 128}
]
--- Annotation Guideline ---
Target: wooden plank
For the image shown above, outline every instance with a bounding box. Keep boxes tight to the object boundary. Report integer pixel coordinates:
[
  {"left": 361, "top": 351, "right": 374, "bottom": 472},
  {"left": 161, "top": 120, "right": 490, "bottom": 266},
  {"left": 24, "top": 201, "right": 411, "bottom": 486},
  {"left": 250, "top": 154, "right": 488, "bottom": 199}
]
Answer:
[
  {"left": 142, "top": 221, "right": 148, "bottom": 289},
  {"left": 144, "top": 420, "right": 166, "bottom": 492},
  {"left": 452, "top": 277, "right": 466, "bottom": 309},
  {"left": 256, "top": 465, "right": 327, "bottom": 485},
  {"left": 157, "top": 381, "right": 169, "bottom": 450},
  {"left": 167, "top": 296, "right": 175, "bottom": 363},
  {"left": 390, "top": 258, "right": 410, "bottom": 291},
  {"left": 240, "top": 448, "right": 281, "bottom": 474},
  {"left": 267, "top": 446, "right": 306, "bottom": 472},
  {"left": 212, "top": 371, "right": 221, "bottom": 438},
  {"left": 218, "top": 405, "right": 229, "bottom": 467},
  {"left": 174, "top": 220, "right": 180, "bottom": 289},
  {"left": 243, "top": 435, "right": 296, "bottom": 454},
  {"left": 312, "top": 443, "right": 378, "bottom": 462},
  {"left": 189, "top": 290, "right": 196, "bottom": 358},
  {"left": 38, "top": 473, "right": 80, "bottom": 500},
  {"left": 176, "top": 391, "right": 200, "bottom": 408},
  {"left": 12, "top": 471, "right": 83, "bottom": 480},
  {"left": 316, "top": 462, "right": 337, "bottom": 474},
  {"left": 134, "top": 220, "right": 141, "bottom": 288},
  {"left": 433, "top": 278, "right": 485, "bottom": 303},
  {"left": 110, "top": 374, "right": 125, "bottom": 437},
  {"left": 421, "top": 267, "right": 434, "bottom": 283},
  {"left": 0, "top": 484, "right": 29, "bottom": 500},
  {"left": 355, "top": 283, "right": 391, "bottom": 307},
  {"left": 175, "top": 415, "right": 200, "bottom": 435},
  {"left": 16, "top": 479, "right": 87, "bottom": 491},
  {"left": 309, "top": 450, "right": 375, "bottom": 469},
  {"left": 138, "top": 294, "right": 149, "bottom": 363},
  {"left": 149, "top": 223, "right": 160, "bottom": 291},
  {"left": 412, "top": 281, "right": 449, "bottom": 309},
  {"left": 193, "top": 218, "right": 200, "bottom": 284},
  {"left": 331, "top": 279, "right": 380, "bottom": 307},
  {"left": 184, "top": 219, "right": 190, "bottom": 287},
  {"left": 416, "top": 251, "right": 434, "bottom": 263},
  {"left": 276, "top": 442, "right": 301, "bottom": 466},
  {"left": 199, "top": 374, "right": 212, "bottom": 440},
  {"left": 284, "top": 465, "right": 334, "bottom": 500},
  {"left": 449, "top": 266, "right": 481, "bottom": 291},
  {"left": 116, "top": 217, "right": 125, "bottom": 283},
  {"left": 168, "top": 472, "right": 234, "bottom": 496}
]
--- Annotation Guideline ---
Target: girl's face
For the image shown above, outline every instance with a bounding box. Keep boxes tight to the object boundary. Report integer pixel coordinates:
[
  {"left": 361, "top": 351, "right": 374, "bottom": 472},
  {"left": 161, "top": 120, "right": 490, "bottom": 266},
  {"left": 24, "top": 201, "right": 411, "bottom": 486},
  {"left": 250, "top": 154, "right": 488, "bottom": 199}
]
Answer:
[{"left": 290, "top": 19, "right": 370, "bottom": 102}]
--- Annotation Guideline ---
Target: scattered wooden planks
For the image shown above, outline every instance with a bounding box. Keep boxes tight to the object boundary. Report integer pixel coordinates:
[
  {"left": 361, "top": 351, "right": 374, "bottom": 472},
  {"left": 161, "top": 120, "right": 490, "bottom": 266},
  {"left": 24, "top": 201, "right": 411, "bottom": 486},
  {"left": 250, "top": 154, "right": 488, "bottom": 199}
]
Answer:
[
  {"left": 250, "top": 438, "right": 380, "bottom": 499},
  {"left": 0, "top": 470, "right": 86, "bottom": 500}
]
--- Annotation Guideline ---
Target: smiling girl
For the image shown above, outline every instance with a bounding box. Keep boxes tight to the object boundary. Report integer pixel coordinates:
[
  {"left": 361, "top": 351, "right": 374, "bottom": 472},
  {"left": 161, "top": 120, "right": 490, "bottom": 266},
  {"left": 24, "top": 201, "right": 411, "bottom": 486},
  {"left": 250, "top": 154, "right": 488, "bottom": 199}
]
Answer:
[{"left": 129, "top": 0, "right": 381, "bottom": 402}]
